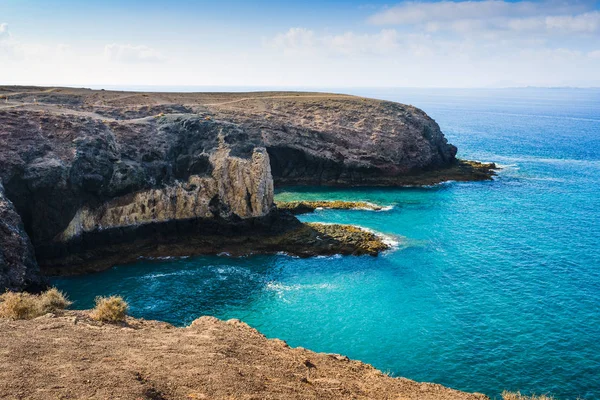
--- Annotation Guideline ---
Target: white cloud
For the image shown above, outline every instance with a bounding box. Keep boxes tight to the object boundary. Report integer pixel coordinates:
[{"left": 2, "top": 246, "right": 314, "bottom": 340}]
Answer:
[
  {"left": 368, "top": 1, "right": 600, "bottom": 35},
  {"left": 268, "top": 28, "right": 316, "bottom": 55},
  {"left": 589, "top": 50, "right": 600, "bottom": 58},
  {"left": 545, "top": 12, "right": 600, "bottom": 32},
  {"left": 0, "top": 23, "right": 10, "bottom": 40},
  {"left": 267, "top": 27, "right": 401, "bottom": 56},
  {"left": 323, "top": 29, "right": 400, "bottom": 55},
  {"left": 0, "top": 23, "right": 72, "bottom": 61},
  {"left": 104, "top": 43, "right": 164, "bottom": 63},
  {"left": 370, "top": 1, "right": 582, "bottom": 24}
]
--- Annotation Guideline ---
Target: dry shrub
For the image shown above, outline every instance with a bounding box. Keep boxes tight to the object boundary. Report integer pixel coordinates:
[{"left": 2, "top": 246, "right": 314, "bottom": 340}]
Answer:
[
  {"left": 502, "top": 391, "right": 556, "bottom": 400},
  {"left": 38, "top": 288, "right": 72, "bottom": 314},
  {"left": 0, "top": 288, "right": 72, "bottom": 320},
  {"left": 0, "top": 292, "right": 39, "bottom": 319},
  {"left": 91, "top": 295, "right": 128, "bottom": 323}
]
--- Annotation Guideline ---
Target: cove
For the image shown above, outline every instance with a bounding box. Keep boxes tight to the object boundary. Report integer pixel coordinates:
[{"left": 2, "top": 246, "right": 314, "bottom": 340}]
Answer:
[{"left": 53, "top": 88, "right": 600, "bottom": 399}]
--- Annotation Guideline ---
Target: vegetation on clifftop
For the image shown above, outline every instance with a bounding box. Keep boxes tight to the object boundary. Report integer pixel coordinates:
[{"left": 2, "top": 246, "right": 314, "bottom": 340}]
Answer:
[{"left": 0, "top": 288, "right": 71, "bottom": 319}]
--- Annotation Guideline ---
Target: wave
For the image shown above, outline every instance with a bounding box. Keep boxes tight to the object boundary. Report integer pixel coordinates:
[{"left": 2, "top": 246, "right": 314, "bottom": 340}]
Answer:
[
  {"left": 351, "top": 225, "right": 402, "bottom": 250},
  {"left": 519, "top": 176, "right": 566, "bottom": 183},
  {"left": 314, "top": 254, "right": 343, "bottom": 259},
  {"left": 312, "top": 202, "right": 394, "bottom": 212},
  {"left": 308, "top": 222, "right": 402, "bottom": 251},
  {"left": 418, "top": 180, "right": 457, "bottom": 189},
  {"left": 265, "top": 281, "right": 337, "bottom": 293},
  {"left": 140, "top": 270, "right": 197, "bottom": 280},
  {"left": 358, "top": 202, "right": 394, "bottom": 212},
  {"left": 487, "top": 155, "right": 600, "bottom": 168}
]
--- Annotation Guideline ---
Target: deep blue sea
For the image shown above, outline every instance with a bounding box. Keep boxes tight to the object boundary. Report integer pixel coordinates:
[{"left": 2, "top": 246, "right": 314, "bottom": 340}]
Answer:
[{"left": 53, "top": 88, "right": 600, "bottom": 399}]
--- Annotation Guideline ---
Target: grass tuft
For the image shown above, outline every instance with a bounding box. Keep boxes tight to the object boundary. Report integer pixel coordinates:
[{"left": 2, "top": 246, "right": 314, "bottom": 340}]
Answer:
[
  {"left": 502, "top": 391, "right": 556, "bottom": 400},
  {"left": 91, "top": 295, "right": 128, "bottom": 323},
  {"left": 38, "top": 288, "right": 72, "bottom": 314},
  {"left": 0, "top": 288, "right": 72, "bottom": 320}
]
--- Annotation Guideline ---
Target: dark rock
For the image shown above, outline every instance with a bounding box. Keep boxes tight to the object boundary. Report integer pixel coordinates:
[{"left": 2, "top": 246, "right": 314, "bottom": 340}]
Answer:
[{"left": 0, "top": 181, "right": 47, "bottom": 292}]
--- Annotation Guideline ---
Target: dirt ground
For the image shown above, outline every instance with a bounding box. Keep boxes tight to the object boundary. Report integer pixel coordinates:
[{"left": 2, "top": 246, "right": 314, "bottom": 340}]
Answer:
[{"left": 0, "top": 311, "right": 489, "bottom": 400}]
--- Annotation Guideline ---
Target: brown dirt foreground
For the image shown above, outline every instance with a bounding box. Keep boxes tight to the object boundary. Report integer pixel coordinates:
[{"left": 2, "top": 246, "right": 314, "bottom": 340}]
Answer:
[{"left": 0, "top": 311, "right": 488, "bottom": 400}]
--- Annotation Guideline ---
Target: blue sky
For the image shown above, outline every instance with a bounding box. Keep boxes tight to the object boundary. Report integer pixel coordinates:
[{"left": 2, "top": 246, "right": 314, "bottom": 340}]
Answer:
[{"left": 1, "top": 0, "right": 600, "bottom": 87}]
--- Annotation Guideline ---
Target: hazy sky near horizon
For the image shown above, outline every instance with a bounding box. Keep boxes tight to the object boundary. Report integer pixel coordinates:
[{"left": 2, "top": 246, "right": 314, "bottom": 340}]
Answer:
[{"left": 1, "top": 0, "right": 600, "bottom": 88}]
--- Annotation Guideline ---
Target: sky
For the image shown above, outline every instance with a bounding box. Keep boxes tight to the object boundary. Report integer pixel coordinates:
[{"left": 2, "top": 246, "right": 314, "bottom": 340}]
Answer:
[{"left": 1, "top": 0, "right": 600, "bottom": 88}]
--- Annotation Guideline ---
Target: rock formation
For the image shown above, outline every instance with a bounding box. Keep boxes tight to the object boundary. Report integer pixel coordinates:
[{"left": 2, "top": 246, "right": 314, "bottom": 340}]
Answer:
[
  {"left": 0, "top": 86, "right": 495, "bottom": 290},
  {"left": 0, "top": 182, "right": 47, "bottom": 292}
]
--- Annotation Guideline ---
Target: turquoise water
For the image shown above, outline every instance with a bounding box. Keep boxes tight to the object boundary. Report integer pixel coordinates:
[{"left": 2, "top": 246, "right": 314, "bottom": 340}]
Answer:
[{"left": 53, "top": 88, "right": 600, "bottom": 399}]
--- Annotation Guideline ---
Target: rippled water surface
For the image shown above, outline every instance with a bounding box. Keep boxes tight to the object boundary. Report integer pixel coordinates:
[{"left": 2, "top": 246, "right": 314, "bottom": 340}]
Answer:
[{"left": 53, "top": 88, "right": 600, "bottom": 399}]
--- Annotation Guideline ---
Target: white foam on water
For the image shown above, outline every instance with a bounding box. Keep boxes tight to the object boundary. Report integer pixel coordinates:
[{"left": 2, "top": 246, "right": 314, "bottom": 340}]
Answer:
[
  {"left": 265, "top": 281, "right": 337, "bottom": 295},
  {"left": 314, "top": 254, "right": 343, "bottom": 259},
  {"left": 419, "top": 180, "right": 457, "bottom": 189},
  {"left": 346, "top": 224, "right": 402, "bottom": 251},
  {"left": 276, "top": 251, "right": 300, "bottom": 258},
  {"left": 141, "top": 270, "right": 196, "bottom": 280},
  {"left": 493, "top": 155, "right": 600, "bottom": 168}
]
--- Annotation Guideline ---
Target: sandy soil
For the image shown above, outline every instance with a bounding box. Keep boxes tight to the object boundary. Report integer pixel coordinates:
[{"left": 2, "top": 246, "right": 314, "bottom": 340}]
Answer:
[{"left": 0, "top": 311, "right": 488, "bottom": 400}]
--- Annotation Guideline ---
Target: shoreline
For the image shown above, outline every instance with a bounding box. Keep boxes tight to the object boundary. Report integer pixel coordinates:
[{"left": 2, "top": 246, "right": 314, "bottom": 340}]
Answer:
[
  {"left": 271, "top": 160, "right": 498, "bottom": 187},
  {"left": 39, "top": 218, "right": 391, "bottom": 277}
]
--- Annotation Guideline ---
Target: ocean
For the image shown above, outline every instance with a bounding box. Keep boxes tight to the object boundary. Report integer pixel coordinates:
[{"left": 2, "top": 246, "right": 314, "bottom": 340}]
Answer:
[{"left": 52, "top": 88, "right": 600, "bottom": 399}]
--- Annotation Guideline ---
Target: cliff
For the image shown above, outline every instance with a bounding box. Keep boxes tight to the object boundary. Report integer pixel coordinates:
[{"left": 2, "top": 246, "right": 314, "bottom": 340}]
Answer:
[
  {"left": 0, "top": 86, "right": 495, "bottom": 290},
  {"left": 0, "top": 182, "right": 46, "bottom": 291},
  {"left": 0, "top": 310, "right": 489, "bottom": 400}
]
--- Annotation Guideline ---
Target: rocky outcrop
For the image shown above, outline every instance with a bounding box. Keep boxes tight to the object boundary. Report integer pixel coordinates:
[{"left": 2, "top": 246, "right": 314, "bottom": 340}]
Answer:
[
  {"left": 41, "top": 219, "right": 391, "bottom": 276},
  {"left": 277, "top": 200, "right": 384, "bottom": 214},
  {"left": 58, "top": 144, "right": 273, "bottom": 242},
  {"left": 0, "top": 86, "right": 495, "bottom": 289},
  {"left": 0, "top": 182, "right": 47, "bottom": 292}
]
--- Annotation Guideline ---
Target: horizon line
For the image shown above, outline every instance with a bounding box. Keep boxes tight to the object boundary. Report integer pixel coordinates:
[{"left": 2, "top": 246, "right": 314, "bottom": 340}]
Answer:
[{"left": 2, "top": 84, "right": 600, "bottom": 92}]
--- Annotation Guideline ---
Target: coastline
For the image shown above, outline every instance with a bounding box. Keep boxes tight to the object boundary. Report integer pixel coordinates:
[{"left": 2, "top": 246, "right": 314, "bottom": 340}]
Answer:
[
  {"left": 39, "top": 217, "right": 391, "bottom": 276},
  {"left": 0, "top": 87, "right": 509, "bottom": 399}
]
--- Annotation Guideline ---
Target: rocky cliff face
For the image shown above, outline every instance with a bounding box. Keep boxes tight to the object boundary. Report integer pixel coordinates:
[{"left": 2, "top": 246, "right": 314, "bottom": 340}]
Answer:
[
  {"left": 0, "top": 86, "right": 494, "bottom": 291},
  {"left": 58, "top": 145, "right": 273, "bottom": 242},
  {"left": 0, "top": 182, "right": 47, "bottom": 292}
]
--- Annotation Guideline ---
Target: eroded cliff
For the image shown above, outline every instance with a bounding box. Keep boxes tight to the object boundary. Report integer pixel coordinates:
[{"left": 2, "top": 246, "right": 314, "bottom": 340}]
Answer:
[
  {"left": 0, "top": 86, "right": 495, "bottom": 290},
  {"left": 0, "top": 182, "right": 46, "bottom": 291}
]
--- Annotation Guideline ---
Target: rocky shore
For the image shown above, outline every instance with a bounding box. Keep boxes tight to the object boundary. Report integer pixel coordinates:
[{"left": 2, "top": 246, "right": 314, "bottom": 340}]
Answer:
[
  {"left": 276, "top": 200, "right": 385, "bottom": 214},
  {"left": 0, "top": 86, "right": 495, "bottom": 289},
  {"left": 41, "top": 219, "right": 390, "bottom": 276},
  {"left": 0, "top": 310, "right": 488, "bottom": 400}
]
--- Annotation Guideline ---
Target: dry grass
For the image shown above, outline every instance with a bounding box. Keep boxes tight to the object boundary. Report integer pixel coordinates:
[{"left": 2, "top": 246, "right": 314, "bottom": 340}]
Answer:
[
  {"left": 502, "top": 391, "right": 556, "bottom": 400},
  {"left": 91, "top": 295, "right": 128, "bottom": 323},
  {"left": 38, "top": 288, "right": 73, "bottom": 314},
  {"left": 0, "top": 288, "right": 72, "bottom": 320}
]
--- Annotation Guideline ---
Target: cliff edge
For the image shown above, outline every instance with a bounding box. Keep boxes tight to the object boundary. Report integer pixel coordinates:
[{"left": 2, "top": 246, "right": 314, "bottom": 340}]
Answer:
[{"left": 0, "top": 311, "right": 488, "bottom": 400}]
